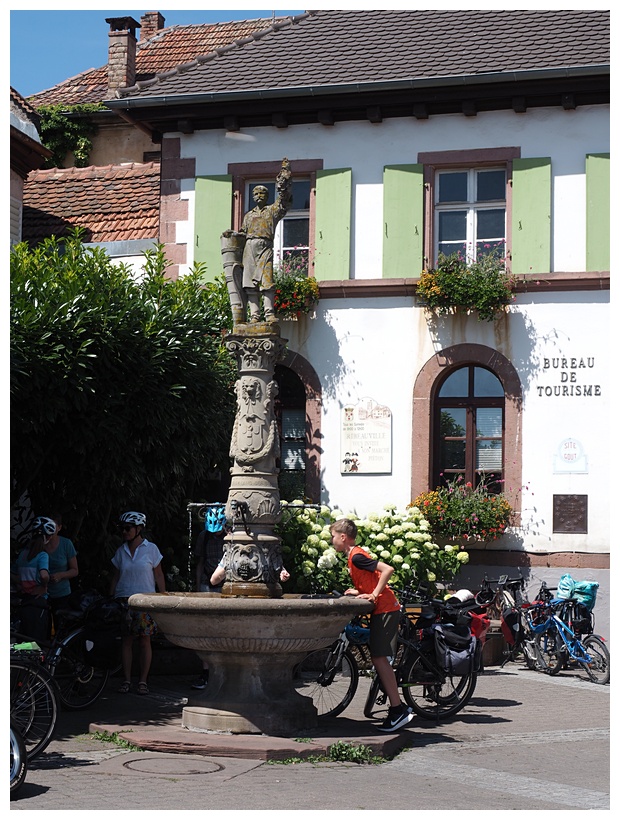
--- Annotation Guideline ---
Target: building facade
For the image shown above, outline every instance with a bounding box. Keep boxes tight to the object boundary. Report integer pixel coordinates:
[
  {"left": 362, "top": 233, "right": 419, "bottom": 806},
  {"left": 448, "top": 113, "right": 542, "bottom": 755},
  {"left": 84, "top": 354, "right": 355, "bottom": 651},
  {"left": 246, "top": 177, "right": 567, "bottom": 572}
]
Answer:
[{"left": 105, "top": 10, "right": 612, "bottom": 624}]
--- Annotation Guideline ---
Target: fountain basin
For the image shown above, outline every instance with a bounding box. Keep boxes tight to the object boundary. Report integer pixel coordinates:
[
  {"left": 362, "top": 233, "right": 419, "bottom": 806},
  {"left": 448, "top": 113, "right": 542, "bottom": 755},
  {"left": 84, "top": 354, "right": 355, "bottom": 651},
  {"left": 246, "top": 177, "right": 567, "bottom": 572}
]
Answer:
[{"left": 130, "top": 592, "right": 372, "bottom": 735}]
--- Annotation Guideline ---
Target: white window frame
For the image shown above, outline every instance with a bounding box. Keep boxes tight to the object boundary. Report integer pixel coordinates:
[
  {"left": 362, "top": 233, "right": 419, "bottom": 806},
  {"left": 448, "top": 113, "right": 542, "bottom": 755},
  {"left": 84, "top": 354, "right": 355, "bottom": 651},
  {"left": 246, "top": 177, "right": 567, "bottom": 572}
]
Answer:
[{"left": 434, "top": 167, "right": 506, "bottom": 264}]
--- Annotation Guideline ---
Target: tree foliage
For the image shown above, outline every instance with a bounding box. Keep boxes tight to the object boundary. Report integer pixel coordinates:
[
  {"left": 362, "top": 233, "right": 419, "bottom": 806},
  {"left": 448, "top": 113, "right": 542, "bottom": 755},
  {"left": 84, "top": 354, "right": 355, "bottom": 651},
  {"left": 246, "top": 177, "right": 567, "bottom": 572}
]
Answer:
[{"left": 11, "top": 232, "right": 236, "bottom": 588}]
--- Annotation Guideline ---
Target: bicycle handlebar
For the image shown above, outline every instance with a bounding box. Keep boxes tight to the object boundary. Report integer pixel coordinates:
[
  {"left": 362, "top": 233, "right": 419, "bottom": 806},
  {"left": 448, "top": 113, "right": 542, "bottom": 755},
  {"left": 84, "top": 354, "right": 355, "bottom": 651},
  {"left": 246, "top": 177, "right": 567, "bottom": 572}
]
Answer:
[{"left": 482, "top": 574, "right": 525, "bottom": 589}]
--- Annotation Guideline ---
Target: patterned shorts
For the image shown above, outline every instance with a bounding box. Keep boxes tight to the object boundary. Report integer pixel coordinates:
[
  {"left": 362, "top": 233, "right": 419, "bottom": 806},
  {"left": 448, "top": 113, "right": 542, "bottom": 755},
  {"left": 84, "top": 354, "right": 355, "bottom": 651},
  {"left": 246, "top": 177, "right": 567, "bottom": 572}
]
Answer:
[{"left": 117, "top": 599, "right": 159, "bottom": 637}]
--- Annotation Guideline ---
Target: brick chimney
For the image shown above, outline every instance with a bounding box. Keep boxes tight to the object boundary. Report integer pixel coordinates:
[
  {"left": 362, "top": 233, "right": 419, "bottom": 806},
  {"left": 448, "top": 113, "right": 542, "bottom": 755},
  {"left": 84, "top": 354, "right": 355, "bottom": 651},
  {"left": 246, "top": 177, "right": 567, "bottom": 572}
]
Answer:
[
  {"left": 106, "top": 16, "right": 140, "bottom": 91},
  {"left": 140, "top": 12, "right": 165, "bottom": 41}
]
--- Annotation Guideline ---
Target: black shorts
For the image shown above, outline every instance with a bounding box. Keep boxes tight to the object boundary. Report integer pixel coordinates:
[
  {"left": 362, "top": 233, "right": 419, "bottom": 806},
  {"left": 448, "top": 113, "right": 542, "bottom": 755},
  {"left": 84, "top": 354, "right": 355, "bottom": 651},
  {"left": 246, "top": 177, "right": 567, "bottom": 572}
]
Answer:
[{"left": 369, "top": 610, "right": 400, "bottom": 658}]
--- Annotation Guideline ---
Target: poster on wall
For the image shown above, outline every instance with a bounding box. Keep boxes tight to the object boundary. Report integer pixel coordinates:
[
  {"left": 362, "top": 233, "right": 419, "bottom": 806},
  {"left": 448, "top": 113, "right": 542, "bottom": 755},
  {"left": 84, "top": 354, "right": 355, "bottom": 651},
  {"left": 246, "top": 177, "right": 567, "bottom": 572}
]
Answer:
[{"left": 341, "top": 397, "right": 392, "bottom": 474}]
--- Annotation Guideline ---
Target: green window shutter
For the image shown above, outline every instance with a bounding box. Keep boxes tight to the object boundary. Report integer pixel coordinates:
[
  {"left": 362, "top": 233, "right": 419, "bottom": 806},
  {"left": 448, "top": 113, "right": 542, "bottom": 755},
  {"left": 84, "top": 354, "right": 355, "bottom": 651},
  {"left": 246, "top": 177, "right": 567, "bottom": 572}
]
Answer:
[
  {"left": 194, "top": 175, "right": 233, "bottom": 282},
  {"left": 314, "top": 168, "right": 351, "bottom": 281},
  {"left": 586, "top": 153, "right": 610, "bottom": 272},
  {"left": 382, "top": 164, "right": 424, "bottom": 278},
  {"left": 511, "top": 158, "right": 551, "bottom": 275}
]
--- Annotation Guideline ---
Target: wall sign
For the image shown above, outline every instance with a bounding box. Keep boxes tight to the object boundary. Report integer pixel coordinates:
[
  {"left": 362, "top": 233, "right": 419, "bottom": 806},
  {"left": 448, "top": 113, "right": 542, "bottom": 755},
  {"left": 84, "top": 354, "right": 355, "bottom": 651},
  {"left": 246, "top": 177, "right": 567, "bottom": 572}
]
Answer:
[
  {"left": 553, "top": 437, "right": 588, "bottom": 474},
  {"left": 536, "top": 356, "right": 601, "bottom": 398},
  {"left": 341, "top": 397, "right": 392, "bottom": 474},
  {"left": 553, "top": 494, "right": 588, "bottom": 534}
]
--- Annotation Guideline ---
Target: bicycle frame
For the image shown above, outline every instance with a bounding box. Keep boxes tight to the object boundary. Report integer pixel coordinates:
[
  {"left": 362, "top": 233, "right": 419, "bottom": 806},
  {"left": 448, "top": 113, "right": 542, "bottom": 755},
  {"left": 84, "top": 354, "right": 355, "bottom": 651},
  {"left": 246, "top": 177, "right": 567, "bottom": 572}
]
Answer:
[{"left": 528, "top": 610, "right": 594, "bottom": 664}]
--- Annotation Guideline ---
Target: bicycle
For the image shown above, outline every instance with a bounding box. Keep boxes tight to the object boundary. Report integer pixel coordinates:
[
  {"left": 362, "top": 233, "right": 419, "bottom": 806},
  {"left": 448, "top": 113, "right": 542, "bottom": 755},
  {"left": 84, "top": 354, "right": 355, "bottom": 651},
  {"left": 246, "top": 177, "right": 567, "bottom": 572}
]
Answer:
[
  {"left": 11, "top": 592, "right": 123, "bottom": 710},
  {"left": 295, "top": 586, "right": 482, "bottom": 722},
  {"left": 10, "top": 648, "right": 59, "bottom": 761},
  {"left": 529, "top": 595, "right": 610, "bottom": 684},
  {"left": 362, "top": 585, "right": 483, "bottom": 720},
  {"left": 10, "top": 718, "right": 28, "bottom": 797},
  {"left": 292, "top": 613, "right": 374, "bottom": 718},
  {"left": 478, "top": 574, "right": 549, "bottom": 672}
]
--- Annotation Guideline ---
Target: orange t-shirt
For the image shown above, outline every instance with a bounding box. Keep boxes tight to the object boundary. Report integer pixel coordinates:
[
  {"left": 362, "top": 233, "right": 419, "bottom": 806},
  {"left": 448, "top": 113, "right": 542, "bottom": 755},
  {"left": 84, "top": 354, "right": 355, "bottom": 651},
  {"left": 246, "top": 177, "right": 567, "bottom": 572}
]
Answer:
[{"left": 347, "top": 546, "right": 400, "bottom": 615}]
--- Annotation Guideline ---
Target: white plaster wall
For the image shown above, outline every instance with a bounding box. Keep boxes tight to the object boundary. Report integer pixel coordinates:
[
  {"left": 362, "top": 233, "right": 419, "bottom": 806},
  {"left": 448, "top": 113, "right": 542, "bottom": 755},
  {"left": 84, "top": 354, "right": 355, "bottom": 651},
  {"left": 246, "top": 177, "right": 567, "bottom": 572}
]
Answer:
[
  {"left": 510, "top": 293, "right": 609, "bottom": 553},
  {"left": 284, "top": 290, "right": 609, "bottom": 553},
  {"left": 282, "top": 298, "right": 418, "bottom": 515},
  {"left": 178, "top": 104, "right": 609, "bottom": 277}
]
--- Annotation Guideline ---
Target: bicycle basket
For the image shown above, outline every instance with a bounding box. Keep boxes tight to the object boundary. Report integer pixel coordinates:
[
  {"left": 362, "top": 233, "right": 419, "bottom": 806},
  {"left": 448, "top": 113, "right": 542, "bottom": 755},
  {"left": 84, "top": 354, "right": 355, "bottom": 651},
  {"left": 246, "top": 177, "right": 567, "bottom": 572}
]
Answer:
[{"left": 433, "top": 623, "right": 475, "bottom": 677}]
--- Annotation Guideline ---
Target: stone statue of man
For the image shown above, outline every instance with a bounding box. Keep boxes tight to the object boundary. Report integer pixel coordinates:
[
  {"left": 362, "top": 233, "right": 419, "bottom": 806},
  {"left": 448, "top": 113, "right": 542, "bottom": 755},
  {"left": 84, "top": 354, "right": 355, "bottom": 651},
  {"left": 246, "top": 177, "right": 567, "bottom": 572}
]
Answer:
[{"left": 240, "top": 159, "right": 292, "bottom": 322}]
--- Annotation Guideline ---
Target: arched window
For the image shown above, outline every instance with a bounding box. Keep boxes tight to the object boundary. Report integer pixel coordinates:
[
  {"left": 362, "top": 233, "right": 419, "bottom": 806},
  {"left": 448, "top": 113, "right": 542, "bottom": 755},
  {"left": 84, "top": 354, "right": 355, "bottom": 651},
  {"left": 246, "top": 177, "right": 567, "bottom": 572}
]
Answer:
[
  {"left": 274, "top": 365, "right": 307, "bottom": 501},
  {"left": 434, "top": 365, "right": 505, "bottom": 492},
  {"left": 274, "top": 352, "right": 322, "bottom": 504}
]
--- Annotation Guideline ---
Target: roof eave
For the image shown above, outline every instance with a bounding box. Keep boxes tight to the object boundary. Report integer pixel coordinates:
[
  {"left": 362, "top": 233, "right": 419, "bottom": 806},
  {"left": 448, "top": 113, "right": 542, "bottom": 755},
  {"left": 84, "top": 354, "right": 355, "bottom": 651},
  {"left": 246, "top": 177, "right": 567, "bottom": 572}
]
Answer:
[{"left": 104, "top": 64, "right": 610, "bottom": 110}]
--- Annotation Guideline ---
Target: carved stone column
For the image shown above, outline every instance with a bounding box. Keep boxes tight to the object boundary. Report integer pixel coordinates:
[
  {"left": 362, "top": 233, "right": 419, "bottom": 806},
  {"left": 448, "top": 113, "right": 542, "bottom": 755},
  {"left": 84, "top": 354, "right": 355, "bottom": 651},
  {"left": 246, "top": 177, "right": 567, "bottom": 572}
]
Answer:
[{"left": 223, "top": 323, "right": 288, "bottom": 597}]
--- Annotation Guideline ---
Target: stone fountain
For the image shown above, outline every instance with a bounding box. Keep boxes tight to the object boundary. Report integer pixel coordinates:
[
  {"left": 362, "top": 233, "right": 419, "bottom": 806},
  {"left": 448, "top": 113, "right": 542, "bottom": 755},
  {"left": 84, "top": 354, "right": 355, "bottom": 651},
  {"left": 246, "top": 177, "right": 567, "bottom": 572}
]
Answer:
[{"left": 130, "top": 160, "right": 371, "bottom": 736}]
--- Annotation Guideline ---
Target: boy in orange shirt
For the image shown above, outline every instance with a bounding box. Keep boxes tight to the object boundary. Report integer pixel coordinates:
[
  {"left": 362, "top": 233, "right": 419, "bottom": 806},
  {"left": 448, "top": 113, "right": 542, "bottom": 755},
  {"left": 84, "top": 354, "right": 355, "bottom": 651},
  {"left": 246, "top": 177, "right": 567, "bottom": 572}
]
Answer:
[{"left": 331, "top": 518, "right": 413, "bottom": 732}]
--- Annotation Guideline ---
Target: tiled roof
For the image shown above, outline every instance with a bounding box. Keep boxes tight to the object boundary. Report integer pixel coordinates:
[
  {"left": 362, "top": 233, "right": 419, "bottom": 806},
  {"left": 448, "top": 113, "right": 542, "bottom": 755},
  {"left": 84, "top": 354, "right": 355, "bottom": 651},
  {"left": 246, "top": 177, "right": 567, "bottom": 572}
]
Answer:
[
  {"left": 22, "top": 162, "right": 160, "bottom": 244},
  {"left": 11, "top": 86, "right": 40, "bottom": 121},
  {"left": 28, "top": 17, "right": 287, "bottom": 107},
  {"left": 115, "top": 9, "right": 610, "bottom": 100}
]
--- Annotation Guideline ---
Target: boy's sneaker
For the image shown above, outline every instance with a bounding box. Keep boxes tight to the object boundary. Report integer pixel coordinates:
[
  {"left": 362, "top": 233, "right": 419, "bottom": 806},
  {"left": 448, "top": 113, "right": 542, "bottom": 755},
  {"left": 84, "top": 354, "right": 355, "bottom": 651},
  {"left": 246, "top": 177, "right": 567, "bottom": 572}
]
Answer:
[
  {"left": 377, "top": 704, "right": 414, "bottom": 732},
  {"left": 191, "top": 673, "right": 209, "bottom": 690}
]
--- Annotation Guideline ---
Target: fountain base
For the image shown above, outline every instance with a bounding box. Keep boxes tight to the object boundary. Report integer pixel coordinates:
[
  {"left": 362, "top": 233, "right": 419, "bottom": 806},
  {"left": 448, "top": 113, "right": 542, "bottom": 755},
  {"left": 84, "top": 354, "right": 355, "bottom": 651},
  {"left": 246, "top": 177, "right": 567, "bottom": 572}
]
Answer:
[{"left": 129, "top": 592, "right": 372, "bottom": 735}]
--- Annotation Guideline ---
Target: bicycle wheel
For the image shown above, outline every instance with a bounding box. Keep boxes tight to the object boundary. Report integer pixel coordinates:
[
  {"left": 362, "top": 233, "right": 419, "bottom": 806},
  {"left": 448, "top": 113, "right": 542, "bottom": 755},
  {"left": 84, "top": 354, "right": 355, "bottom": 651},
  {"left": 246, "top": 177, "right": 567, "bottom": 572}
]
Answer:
[
  {"left": 49, "top": 628, "right": 110, "bottom": 710},
  {"left": 363, "top": 673, "right": 385, "bottom": 718},
  {"left": 401, "top": 656, "right": 477, "bottom": 719},
  {"left": 582, "top": 635, "right": 610, "bottom": 685},
  {"left": 10, "top": 660, "right": 58, "bottom": 761},
  {"left": 535, "top": 628, "right": 564, "bottom": 675},
  {"left": 293, "top": 645, "right": 359, "bottom": 718},
  {"left": 10, "top": 719, "right": 28, "bottom": 797},
  {"left": 522, "top": 638, "right": 549, "bottom": 672}
]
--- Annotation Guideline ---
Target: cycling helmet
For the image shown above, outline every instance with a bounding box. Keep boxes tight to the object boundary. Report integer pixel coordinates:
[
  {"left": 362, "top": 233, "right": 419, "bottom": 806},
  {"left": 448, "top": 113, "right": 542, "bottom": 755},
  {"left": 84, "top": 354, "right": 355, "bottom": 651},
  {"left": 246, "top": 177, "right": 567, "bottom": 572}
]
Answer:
[
  {"left": 119, "top": 511, "right": 146, "bottom": 528},
  {"left": 32, "top": 516, "right": 56, "bottom": 537},
  {"left": 475, "top": 588, "right": 495, "bottom": 606},
  {"left": 205, "top": 505, "right": 227, "bottom": 533},
  {"left": 345, "top": 621, "right": 371, "bottom": 646}
]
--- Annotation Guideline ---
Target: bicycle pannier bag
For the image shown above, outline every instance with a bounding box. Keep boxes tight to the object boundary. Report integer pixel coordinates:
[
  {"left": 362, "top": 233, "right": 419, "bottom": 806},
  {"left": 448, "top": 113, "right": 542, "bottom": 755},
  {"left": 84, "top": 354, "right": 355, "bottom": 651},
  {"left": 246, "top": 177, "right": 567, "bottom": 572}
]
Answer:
[
  {"left": 500, "top": 606, "right": 522, "bottom": 646},
  {"left": 83, "top": 598, "right": 124, "bottom": 669},
  {"left": 433, "top": 624, "right": 475, "bottom": 677},
  {"left": 570, "top": 602, "right": 594, "bottom": 634}
]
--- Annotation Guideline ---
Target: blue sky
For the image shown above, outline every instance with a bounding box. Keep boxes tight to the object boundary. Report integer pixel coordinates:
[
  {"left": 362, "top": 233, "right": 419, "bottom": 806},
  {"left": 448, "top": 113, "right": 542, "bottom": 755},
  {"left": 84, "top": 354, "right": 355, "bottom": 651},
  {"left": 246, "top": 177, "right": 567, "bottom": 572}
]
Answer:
[{"left": 10, "top": 7, "right": 305, "bottom": 98}]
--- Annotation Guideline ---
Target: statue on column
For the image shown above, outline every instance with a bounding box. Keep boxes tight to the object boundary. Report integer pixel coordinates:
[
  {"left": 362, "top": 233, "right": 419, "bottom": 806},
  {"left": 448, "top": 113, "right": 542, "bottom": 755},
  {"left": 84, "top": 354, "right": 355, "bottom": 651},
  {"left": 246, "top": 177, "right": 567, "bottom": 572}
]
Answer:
[{"left": 221, "top": 158, "right": 292, "bottom": 326}]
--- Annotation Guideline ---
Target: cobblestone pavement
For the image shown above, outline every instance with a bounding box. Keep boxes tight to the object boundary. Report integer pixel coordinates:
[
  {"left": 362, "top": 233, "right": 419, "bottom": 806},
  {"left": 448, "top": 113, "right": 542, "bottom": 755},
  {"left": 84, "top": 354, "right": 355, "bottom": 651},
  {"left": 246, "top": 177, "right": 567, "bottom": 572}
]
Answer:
[{"left": 11, "top": 664, "right": 610, "bottom": 812}]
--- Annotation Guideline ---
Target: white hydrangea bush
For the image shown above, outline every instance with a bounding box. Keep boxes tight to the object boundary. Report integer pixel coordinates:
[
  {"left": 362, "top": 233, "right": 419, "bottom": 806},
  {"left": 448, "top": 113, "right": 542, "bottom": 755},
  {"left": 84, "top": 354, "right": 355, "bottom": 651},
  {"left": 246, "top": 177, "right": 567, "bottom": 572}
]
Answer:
[{"left": 276, "top": 501, "right": 469, "bottom": 595}]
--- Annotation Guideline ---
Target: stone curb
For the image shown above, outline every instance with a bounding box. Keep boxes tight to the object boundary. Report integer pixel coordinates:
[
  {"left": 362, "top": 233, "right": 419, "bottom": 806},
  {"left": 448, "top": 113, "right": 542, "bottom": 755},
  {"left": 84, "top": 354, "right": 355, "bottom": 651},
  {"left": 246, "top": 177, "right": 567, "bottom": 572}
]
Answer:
[{"left": 89, "top": 719, "right": 414, "bottom": 761}]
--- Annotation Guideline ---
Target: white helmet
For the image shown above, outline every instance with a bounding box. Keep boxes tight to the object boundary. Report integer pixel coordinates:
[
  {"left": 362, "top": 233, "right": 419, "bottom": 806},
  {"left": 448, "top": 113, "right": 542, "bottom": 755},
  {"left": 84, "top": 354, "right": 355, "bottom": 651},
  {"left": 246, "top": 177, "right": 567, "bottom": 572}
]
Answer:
[
  {"left": 119, "top": 511, "right": 146, "bottom": 528},
  {"left": 32, "top": 516, "right": 57, "bottom": 537}
]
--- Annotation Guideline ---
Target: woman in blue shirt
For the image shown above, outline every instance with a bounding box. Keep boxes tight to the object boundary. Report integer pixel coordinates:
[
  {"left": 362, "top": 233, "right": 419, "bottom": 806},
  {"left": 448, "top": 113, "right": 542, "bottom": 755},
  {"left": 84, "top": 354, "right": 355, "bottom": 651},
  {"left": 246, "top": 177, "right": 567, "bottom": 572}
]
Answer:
[
  {"left": 11, "top": 517, "right": 54, "bottom": 642},
  {"left": 43, "top": 513, "right": 79, "bottom": 615}
]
